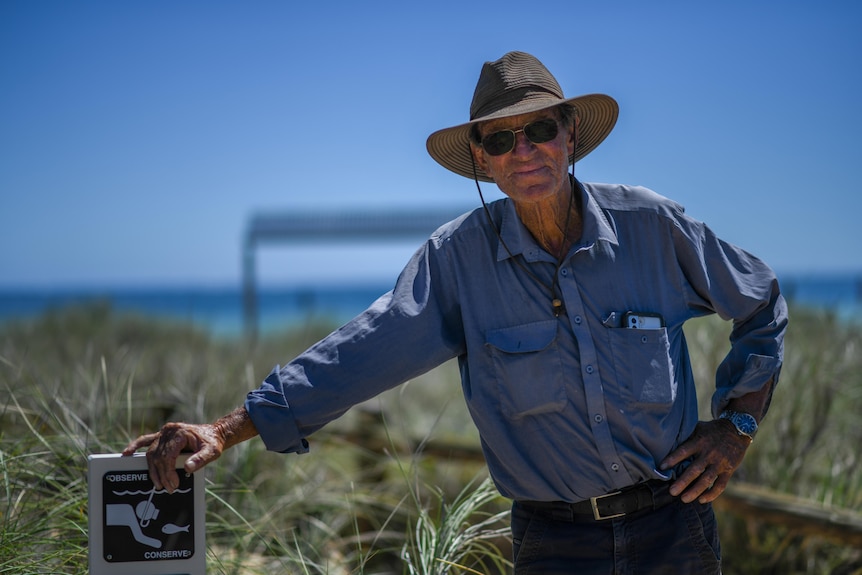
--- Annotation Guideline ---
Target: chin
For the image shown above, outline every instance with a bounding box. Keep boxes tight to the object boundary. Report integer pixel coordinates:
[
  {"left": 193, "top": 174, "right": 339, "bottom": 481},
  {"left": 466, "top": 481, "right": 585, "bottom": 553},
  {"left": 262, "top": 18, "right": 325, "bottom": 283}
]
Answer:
[{"left": 505, "top": 182, "right": 562, "bottom": 203}]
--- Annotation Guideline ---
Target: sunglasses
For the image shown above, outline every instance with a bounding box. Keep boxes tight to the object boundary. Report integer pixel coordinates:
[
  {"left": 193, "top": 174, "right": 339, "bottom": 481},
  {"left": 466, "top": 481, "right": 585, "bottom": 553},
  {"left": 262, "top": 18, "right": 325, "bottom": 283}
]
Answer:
[{"left": 479, "top": 118, "right": 560, "bottom": 156}]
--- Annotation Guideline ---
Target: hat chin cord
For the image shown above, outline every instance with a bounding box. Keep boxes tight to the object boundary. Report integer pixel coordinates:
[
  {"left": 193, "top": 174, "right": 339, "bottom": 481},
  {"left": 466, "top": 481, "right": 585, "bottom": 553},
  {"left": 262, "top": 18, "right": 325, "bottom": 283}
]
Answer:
[{"left": 469, "top": 144, "right": 578, "bottom": 318}]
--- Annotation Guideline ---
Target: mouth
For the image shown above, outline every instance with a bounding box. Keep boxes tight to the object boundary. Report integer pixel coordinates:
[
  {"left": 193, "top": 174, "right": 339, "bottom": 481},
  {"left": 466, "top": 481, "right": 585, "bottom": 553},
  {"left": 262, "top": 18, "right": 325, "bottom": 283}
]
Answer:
[{"left": 512, "top": 165, "right": 549, "bottom": 178}]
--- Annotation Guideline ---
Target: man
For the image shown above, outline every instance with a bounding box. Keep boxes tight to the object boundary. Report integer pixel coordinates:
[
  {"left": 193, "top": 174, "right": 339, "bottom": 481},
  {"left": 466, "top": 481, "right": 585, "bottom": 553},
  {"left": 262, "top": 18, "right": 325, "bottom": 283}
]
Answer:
[{"left": 125, "top": 51, "right": 787, "bottom": 573}]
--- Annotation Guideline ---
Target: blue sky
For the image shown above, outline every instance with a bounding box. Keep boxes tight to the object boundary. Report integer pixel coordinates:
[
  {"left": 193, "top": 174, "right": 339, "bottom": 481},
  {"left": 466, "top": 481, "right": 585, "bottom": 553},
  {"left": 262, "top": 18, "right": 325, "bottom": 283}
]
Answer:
[{"left": 1, "top": 1, "right": 860, "bottom": 289}]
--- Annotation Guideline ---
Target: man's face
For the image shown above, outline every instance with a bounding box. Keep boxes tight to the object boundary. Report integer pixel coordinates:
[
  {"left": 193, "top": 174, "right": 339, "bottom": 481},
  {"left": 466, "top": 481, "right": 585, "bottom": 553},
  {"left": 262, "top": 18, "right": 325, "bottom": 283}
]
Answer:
[{"left": 472, "top": 109, "right": 576, "bottom": 206}]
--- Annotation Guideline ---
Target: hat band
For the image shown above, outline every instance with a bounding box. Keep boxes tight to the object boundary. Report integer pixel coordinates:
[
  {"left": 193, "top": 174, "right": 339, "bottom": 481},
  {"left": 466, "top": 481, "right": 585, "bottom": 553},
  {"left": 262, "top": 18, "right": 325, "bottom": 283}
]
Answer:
[{"left": 470, "top": 86, "right": 564, "bottom": 121}]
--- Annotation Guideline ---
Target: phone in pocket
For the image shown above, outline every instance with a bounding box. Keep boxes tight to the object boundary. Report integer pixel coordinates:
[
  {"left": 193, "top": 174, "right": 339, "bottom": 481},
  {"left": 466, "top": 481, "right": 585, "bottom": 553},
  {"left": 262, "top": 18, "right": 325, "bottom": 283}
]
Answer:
[{"left": 623, "top": 311, "right": 665, "bottom": 329}]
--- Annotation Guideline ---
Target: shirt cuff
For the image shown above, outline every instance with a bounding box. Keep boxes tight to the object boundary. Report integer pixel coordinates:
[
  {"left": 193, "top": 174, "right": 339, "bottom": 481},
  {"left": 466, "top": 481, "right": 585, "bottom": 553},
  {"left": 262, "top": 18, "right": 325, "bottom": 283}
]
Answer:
[
  {"left": 245, "top": 367, "right": 310, "bottom": 454},
  {"left": 711, "top": 353, "right": 781, "bottom": 418}
]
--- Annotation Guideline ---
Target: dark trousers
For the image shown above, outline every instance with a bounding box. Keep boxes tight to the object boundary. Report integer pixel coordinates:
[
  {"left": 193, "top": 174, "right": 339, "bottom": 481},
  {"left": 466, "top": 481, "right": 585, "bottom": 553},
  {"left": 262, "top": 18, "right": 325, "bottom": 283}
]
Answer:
[{"left": 511, "top": 498, "right": 721, "bottom": 574}]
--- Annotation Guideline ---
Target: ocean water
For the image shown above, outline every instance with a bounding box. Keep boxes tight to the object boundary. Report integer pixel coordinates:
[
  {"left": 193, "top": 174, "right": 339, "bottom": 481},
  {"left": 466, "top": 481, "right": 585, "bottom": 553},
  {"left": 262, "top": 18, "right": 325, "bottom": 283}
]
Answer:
[
  {"left": 0, "top": 284, "right": 391, "bottom": 336},
  {"left": 0, "top": 274, "right": 859, "bottom": 336}
]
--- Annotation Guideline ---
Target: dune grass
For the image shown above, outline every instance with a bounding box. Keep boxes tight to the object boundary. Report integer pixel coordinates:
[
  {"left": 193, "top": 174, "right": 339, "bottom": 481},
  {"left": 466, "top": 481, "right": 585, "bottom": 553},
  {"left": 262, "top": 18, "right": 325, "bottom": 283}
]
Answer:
[{"left": 1, "top": 302, "right": 860, "bottom": 573}]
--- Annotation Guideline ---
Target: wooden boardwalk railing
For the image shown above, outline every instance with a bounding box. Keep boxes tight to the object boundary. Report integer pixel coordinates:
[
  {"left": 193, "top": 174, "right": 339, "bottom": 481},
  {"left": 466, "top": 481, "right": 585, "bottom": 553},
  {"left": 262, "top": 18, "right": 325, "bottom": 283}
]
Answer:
[
  {"left": 713, "top": 482, "right": 862, "bottom": 548},
  {"left": 339, "top": 407, "right": 862, "bottom": 549}
]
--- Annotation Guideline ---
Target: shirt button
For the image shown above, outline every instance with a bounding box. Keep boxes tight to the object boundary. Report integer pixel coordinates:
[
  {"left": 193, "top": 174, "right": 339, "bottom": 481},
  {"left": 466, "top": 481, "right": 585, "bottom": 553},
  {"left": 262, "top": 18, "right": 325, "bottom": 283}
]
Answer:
[
  {"left": 594, "top": 414, "right": 603, "bottom": 423},
  {"left": 585, "top": 365, "right": 594, "bottom": 374},
  {"left": 574, "top": 316, "right": 582, "bottom": 325},
  {"left": 611, "top": 463, "right": 620, "bottom": 472},
  {"left": 561, "top": 269, "right": 568, "bottom": 276},
  {"left": 641, "top": 335, "right": 648, "bottom": 343}
]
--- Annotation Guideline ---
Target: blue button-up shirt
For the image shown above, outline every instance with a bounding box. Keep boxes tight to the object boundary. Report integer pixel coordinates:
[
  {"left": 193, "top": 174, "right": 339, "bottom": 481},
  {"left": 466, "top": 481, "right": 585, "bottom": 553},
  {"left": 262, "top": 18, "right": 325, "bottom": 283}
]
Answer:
[{"left": 246, "top": 181, "right": 787, "bottom": 502}]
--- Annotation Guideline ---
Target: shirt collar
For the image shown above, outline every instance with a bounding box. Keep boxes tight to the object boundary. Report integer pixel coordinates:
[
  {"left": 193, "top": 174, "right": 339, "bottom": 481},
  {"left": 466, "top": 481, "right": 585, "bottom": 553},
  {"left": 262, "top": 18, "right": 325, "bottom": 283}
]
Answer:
[{"left": 496, "top": 178, "right": 619, "bottom": 263}]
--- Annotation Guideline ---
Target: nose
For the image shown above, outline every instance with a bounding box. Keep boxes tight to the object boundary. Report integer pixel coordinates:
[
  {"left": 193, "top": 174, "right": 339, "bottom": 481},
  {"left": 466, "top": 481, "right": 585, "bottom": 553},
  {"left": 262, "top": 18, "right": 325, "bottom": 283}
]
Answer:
[{"left": 511, "top": 130, "right": 536, "bottom": 155}]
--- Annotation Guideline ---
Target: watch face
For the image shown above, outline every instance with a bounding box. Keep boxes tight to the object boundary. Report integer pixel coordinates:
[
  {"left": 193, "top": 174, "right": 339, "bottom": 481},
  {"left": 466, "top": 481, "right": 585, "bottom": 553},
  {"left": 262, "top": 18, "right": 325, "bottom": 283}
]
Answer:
[
  {"left": 722, "top": 411, "right": 758, "bottom": 438},
  {"left": 735, "top": 413, "right": 757, "bottom": 436}
]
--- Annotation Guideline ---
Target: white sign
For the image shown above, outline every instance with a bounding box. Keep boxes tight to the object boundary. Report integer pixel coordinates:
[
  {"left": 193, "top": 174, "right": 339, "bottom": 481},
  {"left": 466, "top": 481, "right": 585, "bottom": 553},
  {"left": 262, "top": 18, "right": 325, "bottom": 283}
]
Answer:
[{"left": 88, "top": 453, "right": 206, "bottom": 574}]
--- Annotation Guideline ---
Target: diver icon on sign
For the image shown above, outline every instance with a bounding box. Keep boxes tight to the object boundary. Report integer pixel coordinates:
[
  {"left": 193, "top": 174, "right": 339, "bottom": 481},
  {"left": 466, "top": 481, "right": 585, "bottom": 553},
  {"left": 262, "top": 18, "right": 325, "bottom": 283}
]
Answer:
[
  {"left": 102, "top": 470, "right": 195, "bottom": 562},
  {"left": 105, "top": 485, "right": 191, "bottom": 548}
]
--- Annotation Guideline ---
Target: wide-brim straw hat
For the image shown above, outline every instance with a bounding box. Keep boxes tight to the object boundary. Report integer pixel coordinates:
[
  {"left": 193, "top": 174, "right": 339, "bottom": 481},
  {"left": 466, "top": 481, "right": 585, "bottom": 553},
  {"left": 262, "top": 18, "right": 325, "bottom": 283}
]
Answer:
[{"left": 426, "top": 51, "right": 619, "bottom": 183}]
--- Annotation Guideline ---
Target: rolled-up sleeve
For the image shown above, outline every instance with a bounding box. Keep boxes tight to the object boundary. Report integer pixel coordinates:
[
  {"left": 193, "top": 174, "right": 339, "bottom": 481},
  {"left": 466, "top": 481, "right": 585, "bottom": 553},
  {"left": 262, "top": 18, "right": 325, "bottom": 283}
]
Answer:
[
  {"left": 672, "top": 213, "right": 788, "bottom": 416},
  {"left": 245, "top": 367, "right": 310, "bottom": 454},
  {"left": 711, "top": 279, "right": 787, "bottom": 416}
]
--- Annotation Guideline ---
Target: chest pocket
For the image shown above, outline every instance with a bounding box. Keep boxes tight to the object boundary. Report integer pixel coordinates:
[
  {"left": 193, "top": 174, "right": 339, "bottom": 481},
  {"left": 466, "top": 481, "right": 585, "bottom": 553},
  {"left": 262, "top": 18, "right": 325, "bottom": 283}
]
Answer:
[
  {"left": 606, "top": 326, "right": 676, "bottom": 407},
  {"left": 485, "top": 320, "right": 567, "bottom": 419}
]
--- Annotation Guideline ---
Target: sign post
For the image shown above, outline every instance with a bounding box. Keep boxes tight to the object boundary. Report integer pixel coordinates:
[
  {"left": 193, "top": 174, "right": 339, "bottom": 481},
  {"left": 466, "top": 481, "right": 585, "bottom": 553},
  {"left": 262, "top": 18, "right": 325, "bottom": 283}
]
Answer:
[{"left": 88, "top": 453, "right": 206, "bottom": 574}]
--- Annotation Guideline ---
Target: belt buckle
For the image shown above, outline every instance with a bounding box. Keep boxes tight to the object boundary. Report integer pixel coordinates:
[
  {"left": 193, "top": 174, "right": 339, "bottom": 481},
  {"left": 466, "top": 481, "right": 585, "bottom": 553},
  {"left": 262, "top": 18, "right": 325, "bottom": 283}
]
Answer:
[{"left": 590, "top": 491, "right": 625, "bottom": 520}]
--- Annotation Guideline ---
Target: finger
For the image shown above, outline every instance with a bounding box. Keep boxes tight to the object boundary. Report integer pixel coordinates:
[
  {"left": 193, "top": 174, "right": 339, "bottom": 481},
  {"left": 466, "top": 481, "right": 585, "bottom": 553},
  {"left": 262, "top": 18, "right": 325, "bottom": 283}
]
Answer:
[
  {"left": 121, "top": 433, "right": 159, "bottom": 456},
  {"left": 668, "top": 458, "right": 707, "bottom": 497},
  {"left": 147, "top": 427, "right": 189, "bottom": 493},
  {"left": 660, "top": 439, "right": 698, "bottom": 471},
  {"left": 145, "top": 441, "right": 169, "bottom": 492},
  {"left": 148, "top": 450, "right": 180, "bottom": 493},
  {"left": 660, "top": 449, "right": 686, "bottom": 471},
  {"left": 698, "top": 473, "right": 731, "bottom": 504},
  {"left": 184, "top": 443, "right": 221, "bottom": 474},
  {"left": 679, "top": 469, "right": 721, "bottom": 504}
]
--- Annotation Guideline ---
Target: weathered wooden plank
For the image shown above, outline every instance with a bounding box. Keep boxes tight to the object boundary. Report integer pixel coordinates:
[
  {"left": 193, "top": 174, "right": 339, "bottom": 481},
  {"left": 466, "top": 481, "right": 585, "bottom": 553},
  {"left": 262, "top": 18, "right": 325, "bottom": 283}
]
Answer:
[{"left": 714, "top": 482, "right": 862, "bottom": 548}]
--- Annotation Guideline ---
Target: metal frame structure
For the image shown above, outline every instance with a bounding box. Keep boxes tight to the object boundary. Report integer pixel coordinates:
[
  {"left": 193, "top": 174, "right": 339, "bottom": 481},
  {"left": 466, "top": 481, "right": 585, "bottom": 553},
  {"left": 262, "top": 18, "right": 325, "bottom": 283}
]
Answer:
[{"left": 242, "top": 207, "right": 472, "bottom": 335}]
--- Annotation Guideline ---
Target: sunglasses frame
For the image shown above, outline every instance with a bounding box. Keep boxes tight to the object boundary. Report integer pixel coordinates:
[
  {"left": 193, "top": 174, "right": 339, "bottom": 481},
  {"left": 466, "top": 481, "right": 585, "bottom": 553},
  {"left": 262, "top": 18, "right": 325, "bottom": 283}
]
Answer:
[{"left": 480, "top": 118, "right": 561, "bottom": 156}]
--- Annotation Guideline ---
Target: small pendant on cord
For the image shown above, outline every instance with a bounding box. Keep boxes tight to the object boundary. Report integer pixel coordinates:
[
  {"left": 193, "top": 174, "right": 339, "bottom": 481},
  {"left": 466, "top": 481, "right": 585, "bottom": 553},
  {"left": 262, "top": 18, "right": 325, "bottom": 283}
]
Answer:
[{"left": 552, "top": 298, "right": 564, "bottom": 317}]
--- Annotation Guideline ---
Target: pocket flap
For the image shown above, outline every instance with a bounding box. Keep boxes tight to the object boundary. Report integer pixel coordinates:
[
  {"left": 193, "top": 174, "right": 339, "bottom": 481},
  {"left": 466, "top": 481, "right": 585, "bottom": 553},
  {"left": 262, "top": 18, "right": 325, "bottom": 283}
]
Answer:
[{"left": 485, "top": 320, "right": 558, "bottom": 353}]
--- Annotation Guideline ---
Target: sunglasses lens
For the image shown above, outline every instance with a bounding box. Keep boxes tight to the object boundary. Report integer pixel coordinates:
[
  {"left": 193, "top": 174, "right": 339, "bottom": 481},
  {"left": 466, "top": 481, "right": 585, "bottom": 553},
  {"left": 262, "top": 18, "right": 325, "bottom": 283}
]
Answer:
[
  {"left": 524, "top": 119, "right": 558, "bottom": 143},
  {"left": 481, "top": 131, "right": 515, "bottom": 156},
  {"left": 481, "top": 119, "right": 559, "bottom": 156}
]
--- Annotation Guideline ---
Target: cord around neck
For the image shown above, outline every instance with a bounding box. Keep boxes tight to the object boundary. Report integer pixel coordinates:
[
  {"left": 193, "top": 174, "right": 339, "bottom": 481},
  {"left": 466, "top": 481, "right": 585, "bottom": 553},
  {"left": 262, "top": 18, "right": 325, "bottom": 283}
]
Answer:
[{"left": 469, "top": 143, "right": 578, "bottom": 317}]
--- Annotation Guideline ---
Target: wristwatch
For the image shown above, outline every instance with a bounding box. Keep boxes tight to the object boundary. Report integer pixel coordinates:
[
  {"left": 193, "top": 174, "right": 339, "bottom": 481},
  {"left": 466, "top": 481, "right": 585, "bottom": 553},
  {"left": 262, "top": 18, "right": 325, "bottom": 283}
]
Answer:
[{"left": 719, "top": 410, "right": 758, "bottom": 441}]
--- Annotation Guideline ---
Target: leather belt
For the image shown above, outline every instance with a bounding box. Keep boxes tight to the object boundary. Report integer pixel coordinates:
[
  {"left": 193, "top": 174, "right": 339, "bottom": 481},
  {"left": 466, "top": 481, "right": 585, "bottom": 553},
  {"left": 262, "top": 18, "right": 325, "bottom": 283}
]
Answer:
[{"left": 518, "top": 479, "right": 675, "bottom": 522}]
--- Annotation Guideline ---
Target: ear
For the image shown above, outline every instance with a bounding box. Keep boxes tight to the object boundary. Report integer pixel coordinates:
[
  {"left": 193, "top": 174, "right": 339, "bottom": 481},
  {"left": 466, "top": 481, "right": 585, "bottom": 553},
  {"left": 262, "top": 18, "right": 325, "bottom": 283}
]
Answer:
[{"left": 471, "top": 142, "right": 490, "bottom": 175}]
